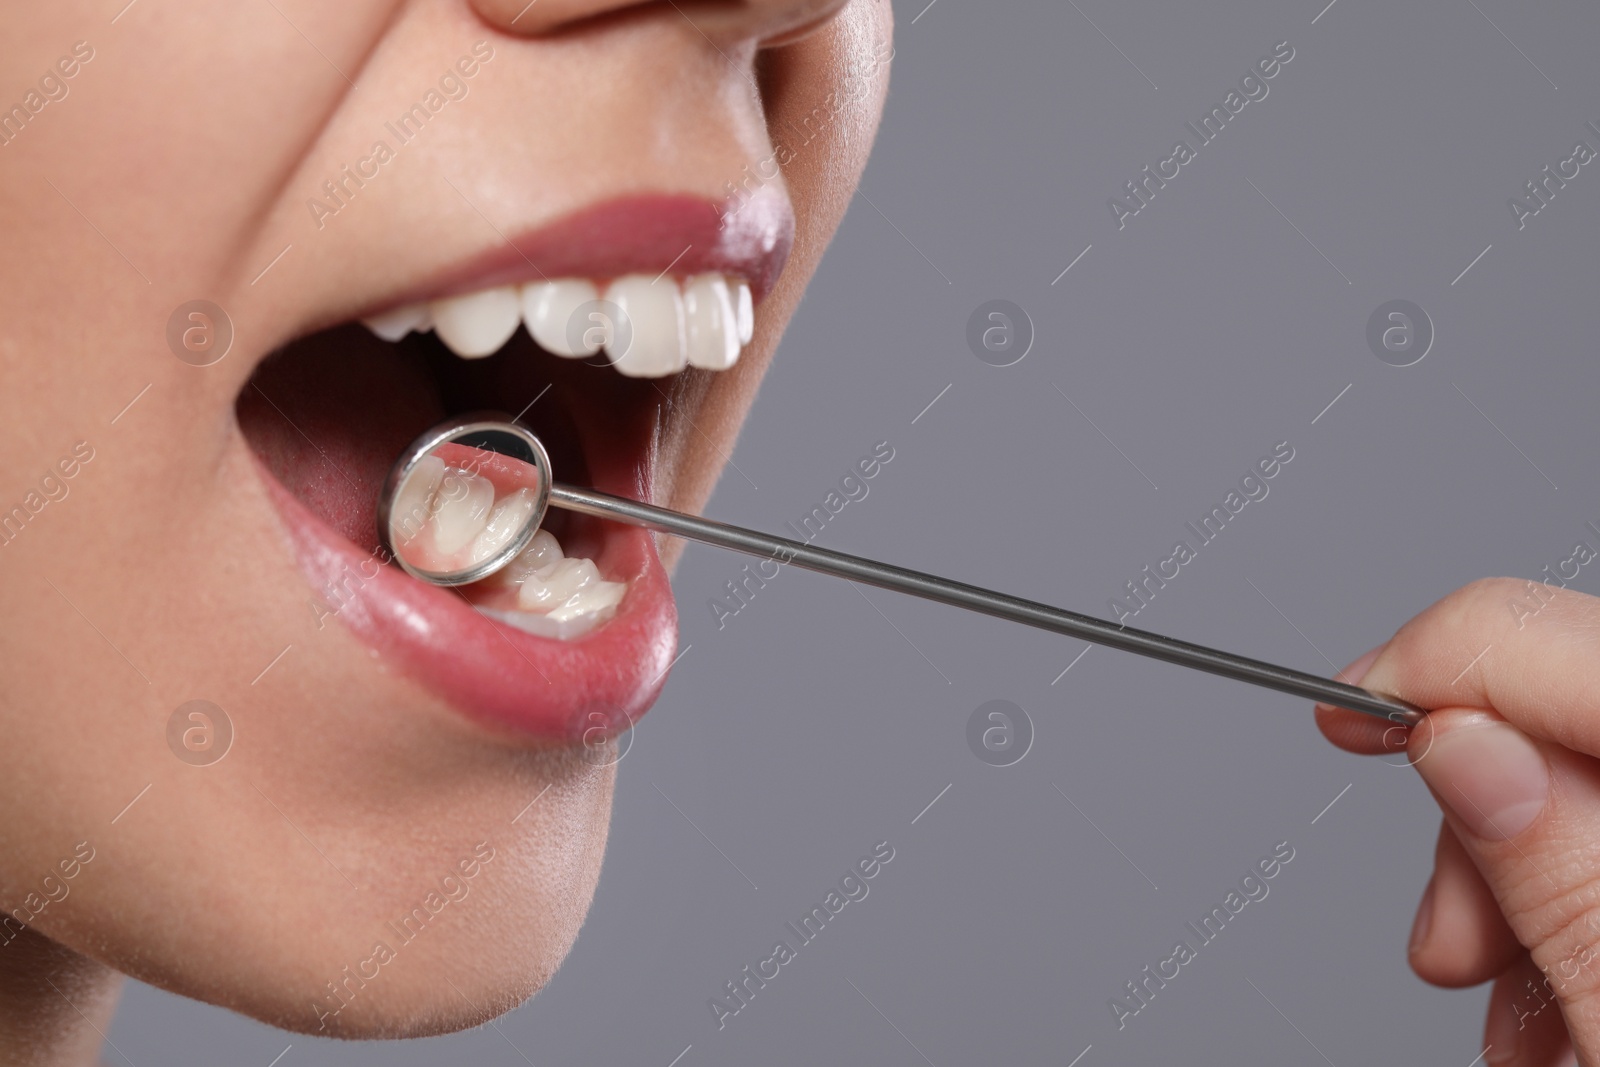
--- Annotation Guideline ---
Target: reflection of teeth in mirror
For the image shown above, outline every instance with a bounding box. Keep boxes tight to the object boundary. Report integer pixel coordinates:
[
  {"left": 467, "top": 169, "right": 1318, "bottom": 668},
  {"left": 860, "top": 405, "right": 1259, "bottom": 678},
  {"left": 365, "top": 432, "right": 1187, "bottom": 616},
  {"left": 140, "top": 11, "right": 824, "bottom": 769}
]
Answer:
[
  {"left": 393, "top": 459, "right": 541, "bottom": 574},
  {"left": 391, "top": 454, "right": 446, "bottom": 547},
  {"left": 427, "top": 469, "right": 495, "bottom": 557},
  {"left": 477, "top": 529, "right": 627, "bottom": 640}
]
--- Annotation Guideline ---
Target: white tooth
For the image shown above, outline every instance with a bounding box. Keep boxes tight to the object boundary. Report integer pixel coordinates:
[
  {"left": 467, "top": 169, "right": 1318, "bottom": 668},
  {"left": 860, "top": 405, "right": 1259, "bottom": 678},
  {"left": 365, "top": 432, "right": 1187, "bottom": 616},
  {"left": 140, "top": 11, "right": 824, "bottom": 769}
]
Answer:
[
  {"left": 466, "top": 487, "right": 536, "bottom": 566},
  {"left": 733, "top": 280, "right": 754, "bottom": 345},
  {"left": 546, "top": 579, "right": 626, "bottom": 622},
  {"left": 430, "top": 286, "right": 521, "bottom": 359},
  {"left": 602, "top": 274, "right": 687, "bottom": 378},
  {"left": 517, "top": 556, "right": 600, "bottom": 612},
  {"left": 389, "top": 454, "right": 446, "bottom": 553},
  {"left": 490, "top": 528, "right": 564, "bottom": 588},
  {"left": 683, "top": 274, "right": 741, "bottom": 371},
  {"left": 522, "top": 279, "right": 604, "bottom": 358},
  {"left": 428, "top": 469, "right": 496, "bottom": 557},
  {"left": 477, "top": 598, "right": 619, "bottom": 640},
  {"left": 362, "top": 302, "right": 431, "bottom": 343},
  {"left": 525, "top": 528, "right": 565, "bottom": 568},
  {"left": 477, "top": 546, "right": 626, "bottom": 639}
]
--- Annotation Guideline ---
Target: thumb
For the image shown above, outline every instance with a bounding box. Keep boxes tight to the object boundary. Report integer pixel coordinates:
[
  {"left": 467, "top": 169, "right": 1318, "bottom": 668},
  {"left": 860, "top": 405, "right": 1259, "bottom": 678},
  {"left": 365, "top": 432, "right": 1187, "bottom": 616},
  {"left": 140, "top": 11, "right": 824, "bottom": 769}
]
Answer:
[{"left": 1408, "top": 706, "right": 1600, "bottom": 1064}]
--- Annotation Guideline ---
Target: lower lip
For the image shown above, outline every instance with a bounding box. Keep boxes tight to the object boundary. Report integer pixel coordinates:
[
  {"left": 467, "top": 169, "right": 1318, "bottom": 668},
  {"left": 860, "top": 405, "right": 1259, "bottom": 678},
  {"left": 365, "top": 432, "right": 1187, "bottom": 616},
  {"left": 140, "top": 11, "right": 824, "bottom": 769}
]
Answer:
[{"left": 257, "top": 461, "right": 678, "bottom": 744}]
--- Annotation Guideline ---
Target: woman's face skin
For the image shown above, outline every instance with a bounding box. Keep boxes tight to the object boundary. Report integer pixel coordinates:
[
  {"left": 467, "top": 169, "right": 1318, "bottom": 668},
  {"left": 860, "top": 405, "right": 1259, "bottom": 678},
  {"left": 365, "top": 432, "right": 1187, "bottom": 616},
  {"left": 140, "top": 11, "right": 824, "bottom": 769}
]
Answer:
[{"left": 0, "top": 0, "right": 890, "bottom": 1053}]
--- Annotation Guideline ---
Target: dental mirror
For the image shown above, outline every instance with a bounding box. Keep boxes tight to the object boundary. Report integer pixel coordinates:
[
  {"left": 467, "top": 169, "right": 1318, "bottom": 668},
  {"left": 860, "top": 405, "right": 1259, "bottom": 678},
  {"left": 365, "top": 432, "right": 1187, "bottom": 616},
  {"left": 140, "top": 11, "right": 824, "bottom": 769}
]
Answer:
[
  {"left": 380, "top": 414, "right": 1429, "bottom": 729},
  {"left": 377, "top": 416, "right": 552, "bottom": 586}
]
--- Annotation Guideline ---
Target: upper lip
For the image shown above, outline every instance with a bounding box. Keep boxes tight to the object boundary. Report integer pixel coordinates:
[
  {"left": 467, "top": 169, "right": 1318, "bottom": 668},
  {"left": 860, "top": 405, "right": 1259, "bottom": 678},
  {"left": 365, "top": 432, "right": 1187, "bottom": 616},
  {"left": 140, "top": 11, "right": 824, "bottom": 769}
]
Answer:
[{"left": 360, "top": 185, "right": 794, "bottom": 318}]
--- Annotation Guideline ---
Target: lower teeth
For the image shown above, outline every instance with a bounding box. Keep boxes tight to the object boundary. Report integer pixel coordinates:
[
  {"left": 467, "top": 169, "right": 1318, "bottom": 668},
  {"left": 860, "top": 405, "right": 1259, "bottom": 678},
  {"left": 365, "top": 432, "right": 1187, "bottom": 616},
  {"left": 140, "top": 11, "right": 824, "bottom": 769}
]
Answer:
[{"left": 470, "top": 529, "right": 627, "bottom": 640}]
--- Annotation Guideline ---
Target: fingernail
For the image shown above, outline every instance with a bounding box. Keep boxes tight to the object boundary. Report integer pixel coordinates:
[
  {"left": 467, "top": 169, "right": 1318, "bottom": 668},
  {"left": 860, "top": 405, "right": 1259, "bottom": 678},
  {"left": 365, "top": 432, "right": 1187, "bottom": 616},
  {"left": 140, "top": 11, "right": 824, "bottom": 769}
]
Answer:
[
  {"left": 1314, "top": 644, "right": 1388, "bottom": 716},
  {"left": 1337, "top": 644, "right": 1385, "bottom": 687},
  {"left": 1420, "top": 720, "right": 1549, "bottom": 841},
  {"left": 1408, "top": 876, "right": 1436, "bottom": 955},
  {"left": 1484, "top": 997, "right": 1521, "bottom": 1065}
]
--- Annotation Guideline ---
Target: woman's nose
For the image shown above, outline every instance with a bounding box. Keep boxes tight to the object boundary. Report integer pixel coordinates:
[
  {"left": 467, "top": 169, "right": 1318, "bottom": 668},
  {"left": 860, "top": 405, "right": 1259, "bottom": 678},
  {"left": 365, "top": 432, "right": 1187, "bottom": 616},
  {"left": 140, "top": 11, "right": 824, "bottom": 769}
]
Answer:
[{"left": 468, "top": 0, "right": 851, "bottom": 46}]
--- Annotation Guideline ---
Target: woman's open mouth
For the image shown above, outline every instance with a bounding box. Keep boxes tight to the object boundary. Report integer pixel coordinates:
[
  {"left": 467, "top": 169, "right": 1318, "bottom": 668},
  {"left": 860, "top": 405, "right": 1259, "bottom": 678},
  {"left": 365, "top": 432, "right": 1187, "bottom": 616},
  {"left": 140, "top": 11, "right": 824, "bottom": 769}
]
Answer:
[{"left": 234, "top": 191, "right": 793, "bottom": 745}]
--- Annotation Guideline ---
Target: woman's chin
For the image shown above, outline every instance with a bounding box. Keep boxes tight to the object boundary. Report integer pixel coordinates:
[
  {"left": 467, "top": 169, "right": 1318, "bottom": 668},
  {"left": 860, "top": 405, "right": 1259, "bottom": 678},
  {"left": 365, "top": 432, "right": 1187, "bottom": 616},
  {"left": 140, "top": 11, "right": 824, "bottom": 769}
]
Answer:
[
  {"left": 278, "top": 942, "right": 559, "bottom": 1041},
  {"left": 59, "top": 745, "right": 617, "bottom": 1042},
  {"left": 293, "top": 877, "right": 593, "bottom": 1040},
  {"left": 179, "top": 844, "right": 604, "bottom": 1041}
]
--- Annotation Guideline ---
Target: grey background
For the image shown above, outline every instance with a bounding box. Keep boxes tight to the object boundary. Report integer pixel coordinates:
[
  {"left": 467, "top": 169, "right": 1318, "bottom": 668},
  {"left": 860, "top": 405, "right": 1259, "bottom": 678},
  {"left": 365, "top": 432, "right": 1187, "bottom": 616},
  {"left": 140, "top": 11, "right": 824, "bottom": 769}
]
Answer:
[{"left": 110, "top": 0, "right": 1600, "bottom": 1061}]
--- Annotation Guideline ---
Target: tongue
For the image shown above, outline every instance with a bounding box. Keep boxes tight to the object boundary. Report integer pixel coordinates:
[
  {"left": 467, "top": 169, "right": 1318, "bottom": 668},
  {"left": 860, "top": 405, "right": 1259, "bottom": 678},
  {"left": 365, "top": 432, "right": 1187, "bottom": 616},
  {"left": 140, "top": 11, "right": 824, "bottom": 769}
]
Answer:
[{"left": 238, "top": 326, "right": 445, "bottom": 552}]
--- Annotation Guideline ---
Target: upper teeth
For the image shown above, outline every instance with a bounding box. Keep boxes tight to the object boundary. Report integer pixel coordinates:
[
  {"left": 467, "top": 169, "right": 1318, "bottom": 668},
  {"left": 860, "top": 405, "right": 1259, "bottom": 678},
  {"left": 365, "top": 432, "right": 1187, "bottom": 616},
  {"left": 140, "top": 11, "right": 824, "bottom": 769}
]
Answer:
[
  {"left": 363, "top": 302, "right": 433, "bottom": 342},
  {"left": 362, "top": 272, "right": 754, "bottom": 378},
  {"left": 430, "top": 286, "right": 522, "bottom": 359}
]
